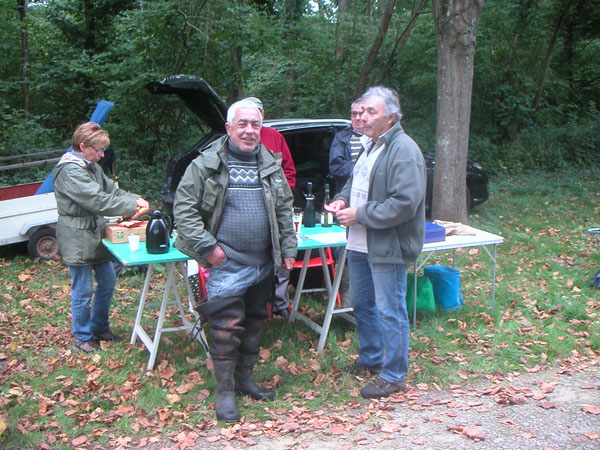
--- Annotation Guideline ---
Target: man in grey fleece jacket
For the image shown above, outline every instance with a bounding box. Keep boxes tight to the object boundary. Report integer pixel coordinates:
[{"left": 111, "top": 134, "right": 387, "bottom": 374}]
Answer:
[
  {"left": 173, "top": 99, "right": 296, "bottom": 422},
  {"left": 328, "top": 86, "right": 426, "bottom": 399}
]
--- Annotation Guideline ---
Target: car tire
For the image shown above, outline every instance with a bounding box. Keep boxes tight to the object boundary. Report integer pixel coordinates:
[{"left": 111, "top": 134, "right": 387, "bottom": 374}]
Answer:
[{"left": 27, "top": 227, "right": 59, "bottom": 260}]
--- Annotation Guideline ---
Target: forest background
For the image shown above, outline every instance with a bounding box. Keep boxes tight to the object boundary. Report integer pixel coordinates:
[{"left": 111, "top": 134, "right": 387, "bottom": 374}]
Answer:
[{"left": 1, "top": 0, "right": 599, "bottom": 201}]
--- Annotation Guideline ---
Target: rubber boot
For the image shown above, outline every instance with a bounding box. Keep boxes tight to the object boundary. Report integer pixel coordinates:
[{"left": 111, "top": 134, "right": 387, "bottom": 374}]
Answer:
[
  {"left": 204, "top": 296, "right": 246, "bottom": 422},
  {"left": 212, "top": 359, "right": 240, "bottom": 422},
  {"left": 235, "top": 318, "right": 275, "bottom": 400}
]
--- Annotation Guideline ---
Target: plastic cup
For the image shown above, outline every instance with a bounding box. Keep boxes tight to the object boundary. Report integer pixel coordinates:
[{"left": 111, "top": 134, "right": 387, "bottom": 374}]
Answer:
[{"left": 128, "top": 234, "right": 140, "bottom": 251}]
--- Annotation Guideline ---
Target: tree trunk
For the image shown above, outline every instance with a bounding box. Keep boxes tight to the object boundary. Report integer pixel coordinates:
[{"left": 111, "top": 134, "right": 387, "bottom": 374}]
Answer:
[
  {"left": 532, "top": 0, "right": 574, "bottom": 111},
  {"left": 507, "top": 0, "right": 536, "bottom": 70},
  {"left": 282, "top": 0, "right": 305, "bottom": 113},
  {"left": 227, "top": 45, "right": 244, "bottom": 103},
  {"left": 378, "top": 0, "right": 429, "bottom": 84},
  {"left": 17, "top": 0, "right": 29, "bottom": 112},
  {"left": 333, "top": 0, "right": 350, "bottom": 110},
  {"left": 431, "top": 0, "right": 485, "bottom": 223},
  {"left": 354, "top": 0, "right": 397, "bottom": 98}
]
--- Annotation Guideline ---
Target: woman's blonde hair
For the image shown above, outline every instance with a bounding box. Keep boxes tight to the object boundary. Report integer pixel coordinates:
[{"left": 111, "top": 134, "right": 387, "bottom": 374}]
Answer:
[{"left": 72, "top": 122, "right": 110, "bottom": 151}]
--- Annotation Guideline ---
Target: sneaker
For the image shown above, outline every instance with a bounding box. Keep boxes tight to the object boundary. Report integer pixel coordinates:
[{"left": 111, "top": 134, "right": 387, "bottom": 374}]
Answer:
[
  {"left": 360, "top": 377, "right": 407, "bottom": 399},
  {"left": 93, "top": 330, "right": 122, "bottom": 342},
  {"left": 72, "top": 339, "right": 100, "bottom": 353},
  {"left": 340, "top": 360, "right": 382, "bottom": 376}
]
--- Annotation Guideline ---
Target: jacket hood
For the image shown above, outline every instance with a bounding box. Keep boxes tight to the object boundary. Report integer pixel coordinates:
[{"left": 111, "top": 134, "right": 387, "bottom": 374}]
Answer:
[{"left": 54, "top": 152, "right": 96, "bottom": 179}]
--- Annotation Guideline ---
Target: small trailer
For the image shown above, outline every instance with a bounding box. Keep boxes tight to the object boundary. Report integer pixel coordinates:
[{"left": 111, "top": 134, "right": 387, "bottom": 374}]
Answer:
[{"left": 0, "top": 180, "right": 59, "bottom": 260}]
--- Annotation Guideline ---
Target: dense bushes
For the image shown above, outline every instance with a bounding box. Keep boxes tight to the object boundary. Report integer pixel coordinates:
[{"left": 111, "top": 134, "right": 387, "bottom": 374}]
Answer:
[{"left": 1, "top": 0, "right": 599, "bottom": 200}]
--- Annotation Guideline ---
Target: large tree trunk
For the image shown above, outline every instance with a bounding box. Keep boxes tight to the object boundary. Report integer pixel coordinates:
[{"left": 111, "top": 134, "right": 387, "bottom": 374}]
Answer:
[
  {"left": 354, "top": 0, "right": 397, "bottom": 98},
  {"left": 431, "top": 0, "right": 485, "bottom": 223},
  {"left": 17, "top": 0, "right": 29, "bottom": 112}
]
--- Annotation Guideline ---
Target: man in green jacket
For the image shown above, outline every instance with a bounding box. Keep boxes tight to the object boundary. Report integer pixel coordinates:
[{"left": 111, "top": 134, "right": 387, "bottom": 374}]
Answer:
[
  {"left": 328, "top": 86, "right": 426, "bottom": 399},
  {"left": 173, "top": 99, "right": 296, "bottom": 422},
  {"left": 54, "top": 122, "right": 149, "bottom": 353}
]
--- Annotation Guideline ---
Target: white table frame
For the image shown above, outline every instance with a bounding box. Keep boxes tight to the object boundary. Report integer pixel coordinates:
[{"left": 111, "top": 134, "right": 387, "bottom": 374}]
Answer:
[
  {"left": 130, "top": 261, "right": 209, "bottom": 370},
  {"left": 288, "top": 226, "right": 504, "bottom": 351},
  {"left": 102, "top": 239, "right": 209, "bottom": 370},
  {"left": 288, "top": 225, "right": 353, "bottom": 353},
  {"left": 411, "top": 228, "right": 504, "bottom": 327}
]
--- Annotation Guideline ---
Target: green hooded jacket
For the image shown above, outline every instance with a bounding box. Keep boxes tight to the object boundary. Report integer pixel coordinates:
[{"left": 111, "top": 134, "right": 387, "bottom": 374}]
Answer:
[
  {"left": 53, "top": 152, "right": 139, "bottom": 266},
  {"left": 173, "top": 136, "right": 297, "bottom": 272}
]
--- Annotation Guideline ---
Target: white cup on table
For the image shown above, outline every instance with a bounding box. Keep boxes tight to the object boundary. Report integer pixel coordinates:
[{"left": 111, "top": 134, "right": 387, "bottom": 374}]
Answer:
[{"left": 128, "top": 234, "right": 140, "bottom": 251}]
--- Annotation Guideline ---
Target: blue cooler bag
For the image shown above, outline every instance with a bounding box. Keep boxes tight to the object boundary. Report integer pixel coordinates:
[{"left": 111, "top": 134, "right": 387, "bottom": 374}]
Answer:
[{"left": 424, "top": 265, "right": 464, "bottom": 310}]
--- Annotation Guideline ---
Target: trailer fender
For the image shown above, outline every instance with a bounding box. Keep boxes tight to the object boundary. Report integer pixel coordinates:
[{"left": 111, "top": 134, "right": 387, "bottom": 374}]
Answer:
[{"left": 19, "top": 217, "right": 58, "bottom": 236}]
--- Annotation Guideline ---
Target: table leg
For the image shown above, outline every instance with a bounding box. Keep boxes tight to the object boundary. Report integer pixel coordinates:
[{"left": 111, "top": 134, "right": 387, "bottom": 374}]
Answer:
[
  {"left": 146, "top": 262, "right": 177, "bottom": 370},
  {"left": 317, "top": 246, "right": 347, "bottom": 353},
  {"left": 479, "top": 244, "right": 499, "bottom": 316},
  {"left": 490, "top": 244, "right": 498, "bottom": 315},
  {"left": 289, "top": 249, "right": 312, "bottom": 324},
  {"left": 179, "top": 261, "right": 210, "bottom": 356},
  {"left": 413, "top": 262, "right": 418, "bottom": 328},
  {"left": 131, "top": 264, "right": 154, "bottom": 345}
]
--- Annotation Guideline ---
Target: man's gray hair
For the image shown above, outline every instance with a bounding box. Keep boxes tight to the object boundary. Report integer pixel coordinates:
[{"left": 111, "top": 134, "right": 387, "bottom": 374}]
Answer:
[
  {"left": 227, "top": 99, "right": 263, "bottom": 125},
  {"left": 360, "top": 86, "right": 403, "bottom": 121},
  {"left": 350, "top": 98, "right": 363, "bottom": 109}
]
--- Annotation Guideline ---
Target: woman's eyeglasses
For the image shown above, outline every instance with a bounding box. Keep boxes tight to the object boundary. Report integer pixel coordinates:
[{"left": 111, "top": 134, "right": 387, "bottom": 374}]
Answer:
[{"left": 90, "top": 145, "right": 107, "bottom": 154}]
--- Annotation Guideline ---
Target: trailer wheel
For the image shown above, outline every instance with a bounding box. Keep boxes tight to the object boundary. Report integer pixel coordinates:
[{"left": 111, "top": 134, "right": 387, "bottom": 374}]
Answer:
[{"left": 28, "top": 227, "right": 59, "bottom": 260}]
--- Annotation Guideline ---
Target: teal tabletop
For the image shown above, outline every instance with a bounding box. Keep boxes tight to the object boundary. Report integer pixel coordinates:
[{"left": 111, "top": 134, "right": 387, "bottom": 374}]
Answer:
[
  {"left": 297, "top": 224, "right": 347, "bottom": 250},
  {"left": 102, "top": 238, "right": 188, "bottom": 266},
  {"left": 103, "top": 224, "right": 347, "bottom": 266}
]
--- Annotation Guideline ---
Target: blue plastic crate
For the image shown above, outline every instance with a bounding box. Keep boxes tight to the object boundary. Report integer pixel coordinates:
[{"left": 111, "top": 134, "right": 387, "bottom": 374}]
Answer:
[{"left": 425, "top": 222, "right": 446, "bottom": 243}]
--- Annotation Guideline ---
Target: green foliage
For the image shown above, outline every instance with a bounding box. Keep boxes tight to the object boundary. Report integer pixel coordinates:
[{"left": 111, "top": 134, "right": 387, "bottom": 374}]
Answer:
[{"left": 1, "top": 0, "right": 599, "bottom": 197}]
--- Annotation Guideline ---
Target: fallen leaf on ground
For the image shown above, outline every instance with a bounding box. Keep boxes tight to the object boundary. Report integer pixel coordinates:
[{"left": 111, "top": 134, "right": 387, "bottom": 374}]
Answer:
[
  {"left": 540, "top": 381, "right": 558, "bottom": 393},
  {"left": 582, "top": 405, "right": 600, "bottom": 415},
  {"left": 538, "top": 402, "right": 555, "bottom": 409},
  {"left": 463, "top": 427, "right": 486, "bottom": 440},
  {"left": 72, "top": 435, "right": 87, "bottom": 446},
  {"left": 166, "top": 393, "right": 181, "bottom": 404}
]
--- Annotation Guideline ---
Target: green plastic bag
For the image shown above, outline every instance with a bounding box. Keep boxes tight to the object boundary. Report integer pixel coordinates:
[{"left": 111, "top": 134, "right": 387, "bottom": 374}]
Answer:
[{"left": 406, "top": 275, "right": 436, "bottom": 316}]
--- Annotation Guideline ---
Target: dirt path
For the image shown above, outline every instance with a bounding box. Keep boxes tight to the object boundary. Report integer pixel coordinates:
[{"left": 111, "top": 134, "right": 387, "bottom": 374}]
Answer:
[{"left": 144, "top": 359, "right": 599, "bottom": 450}]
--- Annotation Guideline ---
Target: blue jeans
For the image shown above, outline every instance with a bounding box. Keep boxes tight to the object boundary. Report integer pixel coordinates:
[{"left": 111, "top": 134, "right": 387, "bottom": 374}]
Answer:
[
  {"left": 206, "top": 259, "right": 273, "bottom": 300},
  {"left": 69, "top": 262, "right": 116, "bottom": 342},
  {"left": 347, "top": 250, "right": 409, "bottom": 384}
]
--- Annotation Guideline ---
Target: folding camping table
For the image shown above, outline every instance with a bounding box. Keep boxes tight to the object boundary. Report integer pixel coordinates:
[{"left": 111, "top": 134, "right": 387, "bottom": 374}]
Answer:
[
  {"left": 288, "top": 224, "right": 352, "bottom": 353},
  {"left": 102, "top": 238, "right": 208, "bottom": 370}
]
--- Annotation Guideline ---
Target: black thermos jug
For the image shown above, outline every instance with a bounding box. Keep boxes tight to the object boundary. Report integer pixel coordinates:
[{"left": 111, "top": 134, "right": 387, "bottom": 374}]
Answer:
[{"left": 145, "top": 210, "right": 171, "bottom": 254}]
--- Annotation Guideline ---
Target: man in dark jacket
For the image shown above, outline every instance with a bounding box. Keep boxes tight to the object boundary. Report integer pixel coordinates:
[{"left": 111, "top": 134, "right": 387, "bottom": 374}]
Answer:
[
  {"left": 328, "top": 86, "right": 426, "bottom": 399},
  {"left": 328, "top": 99, "right": 365, "bottom": 195},
  {"left": 173, "top": 99, "right": 296, "bottom": 422},
  {"left": 54, "top": 122, "right": 149, "bottom": 354}
]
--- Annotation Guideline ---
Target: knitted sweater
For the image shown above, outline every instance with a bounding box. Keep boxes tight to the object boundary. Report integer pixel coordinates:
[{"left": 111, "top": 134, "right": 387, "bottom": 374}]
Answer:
[{"left": 215, "top": 143, "right": 271, "bottom": 265}]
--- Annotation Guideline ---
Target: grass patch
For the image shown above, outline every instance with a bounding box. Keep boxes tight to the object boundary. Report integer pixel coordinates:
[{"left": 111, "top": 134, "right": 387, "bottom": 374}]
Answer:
[{"left": 0, "top": 168, "right": 599, "bottom": 447}]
